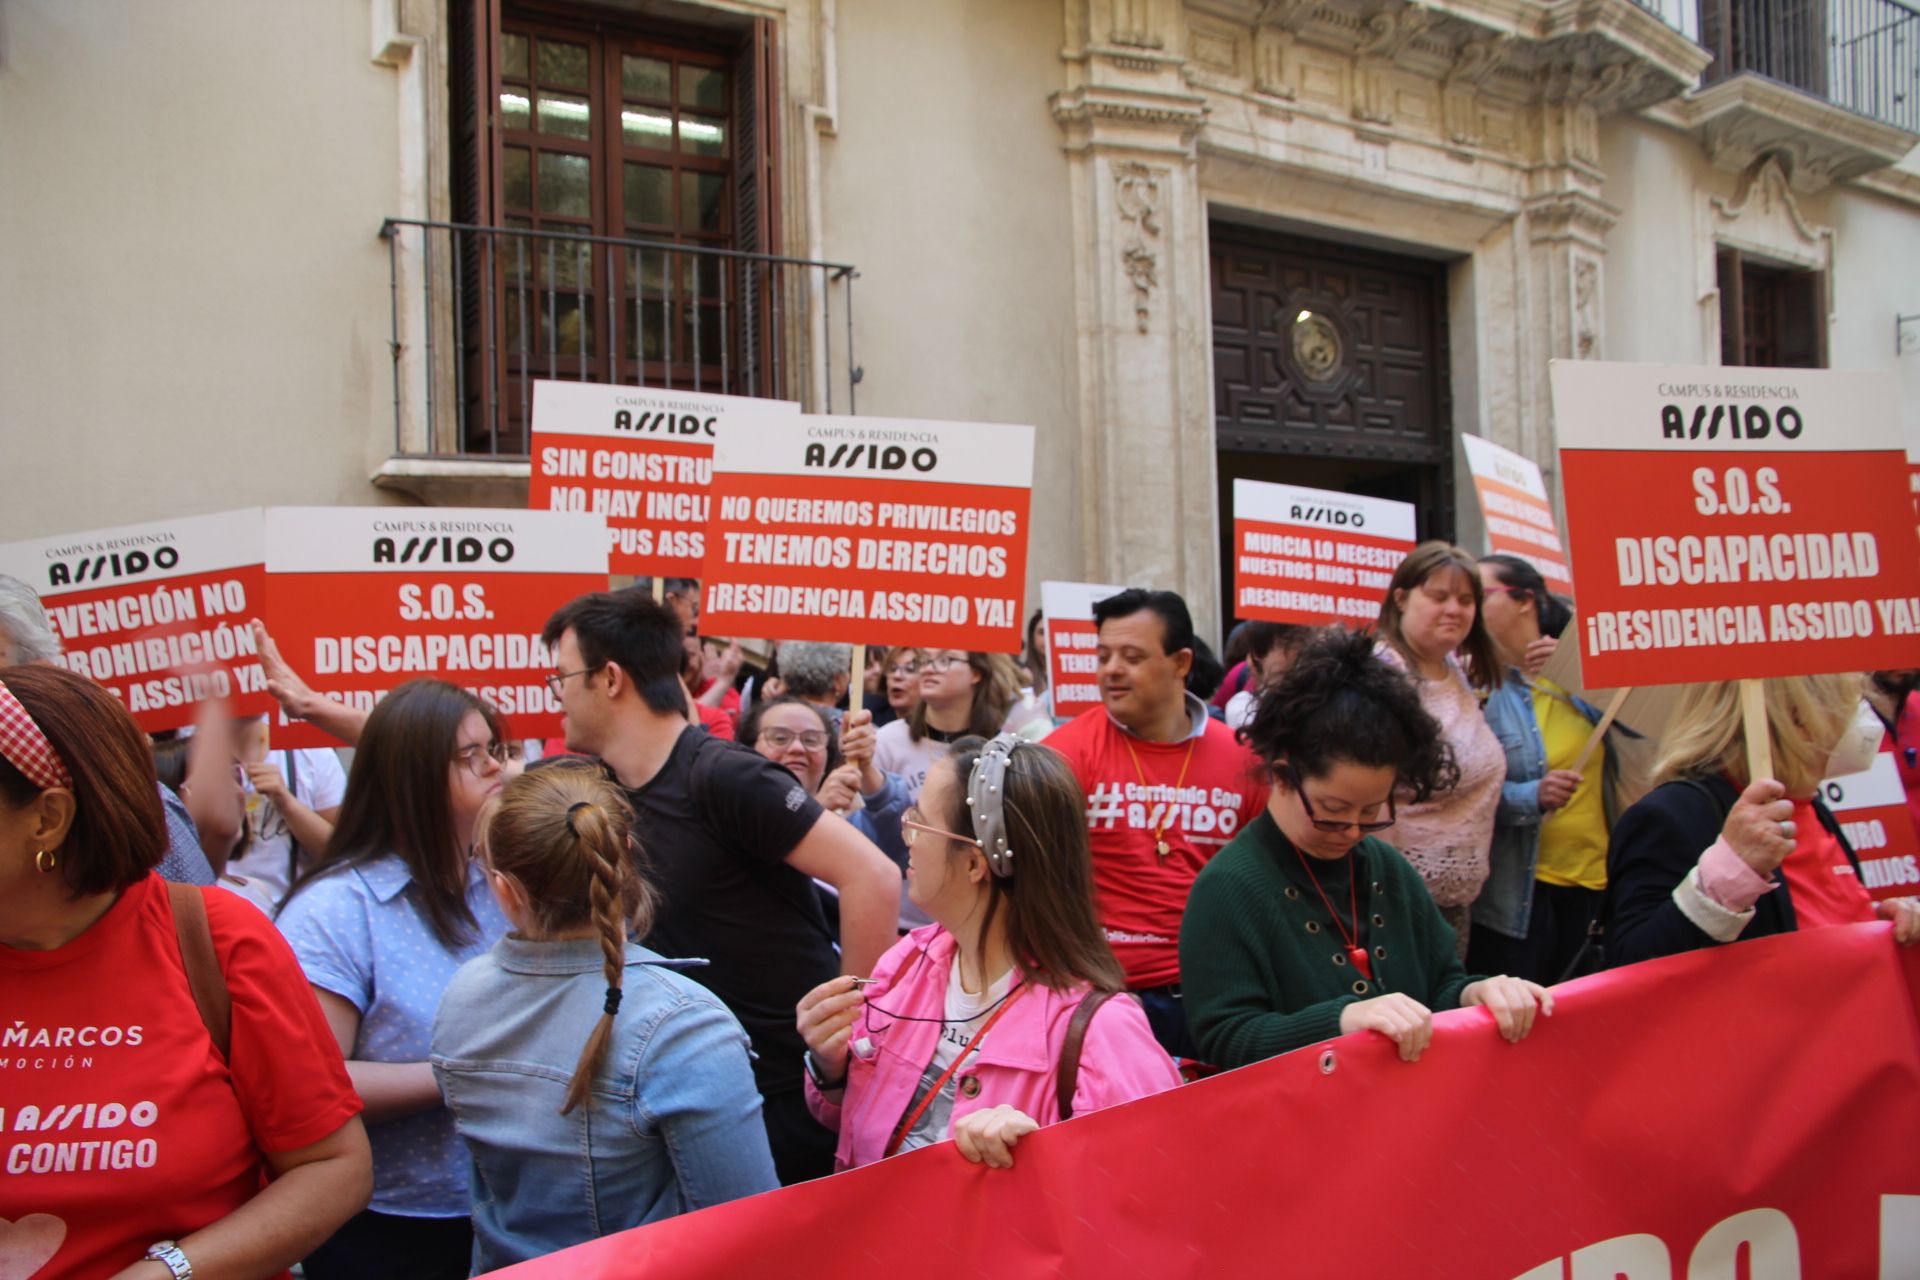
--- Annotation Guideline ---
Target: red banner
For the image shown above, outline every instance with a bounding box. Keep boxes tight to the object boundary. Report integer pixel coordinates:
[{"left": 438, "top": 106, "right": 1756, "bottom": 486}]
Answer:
[
  {"left": 481, "top": 924, "right": 1920, "bottom": 1279},
  {"left": 1553, "top": 363, "right": 1920, "bottom": 688},
  {"left": 262, "top": 508, "right": 607, "bottom": 749},
  {"left": 699, "top": 415, "right": 1035, "bottom": 652},
  {"left": 529, "top": 381, "right": 798, "bottom": 578},
  {"left": 1231, "top": 479, "right": 1416, "bottom": 626},
  {"left": 1462, "top": 432, "right": 1574, "bottom": 593},
  {"left": 1040, "top": 580, "right": 1123, "bottom": 720},
  {"left": 0, "top": 510, "right": 273, "bottom": 731}
]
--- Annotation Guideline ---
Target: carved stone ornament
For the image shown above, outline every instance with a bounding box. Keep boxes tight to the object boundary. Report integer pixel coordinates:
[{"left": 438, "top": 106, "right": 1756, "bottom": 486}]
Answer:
[
  {"left": 1114, "top": 164, "right": 1166, "bottom": 333},
  {"left": 1290, "top": 311, "right": 1344, "bottom": 381}
]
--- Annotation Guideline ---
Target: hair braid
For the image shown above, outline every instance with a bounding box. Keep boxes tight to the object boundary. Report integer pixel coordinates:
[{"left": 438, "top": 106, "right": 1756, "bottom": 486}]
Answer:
[{"left": 561, "top": 801, "right": 628, "bottom": 1116}]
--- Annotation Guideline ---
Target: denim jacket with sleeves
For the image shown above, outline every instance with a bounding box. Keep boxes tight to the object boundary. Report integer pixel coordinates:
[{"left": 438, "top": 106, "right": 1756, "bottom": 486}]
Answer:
[{"left": 430, "top": 935, "right": 779, "bottom": 1274}]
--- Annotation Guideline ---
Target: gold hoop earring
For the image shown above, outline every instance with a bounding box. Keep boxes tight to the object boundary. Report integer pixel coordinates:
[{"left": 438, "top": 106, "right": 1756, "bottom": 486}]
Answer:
[{"left": 34, "top": 849, "right": 57, "bottom": 874}]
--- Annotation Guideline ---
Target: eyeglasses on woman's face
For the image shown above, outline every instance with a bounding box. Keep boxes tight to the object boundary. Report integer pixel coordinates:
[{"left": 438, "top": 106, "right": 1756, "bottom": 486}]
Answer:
[
  {"left": 1289, "top": 765, "right": 1397, "bottom": 833},
  {"left": 453, "top": 741, "right": 510, "bottom": 778},
  {"left": 900, "top": 806, "right": 982, "bottom": 849},
  {"left": 918, "top": 652, "right": 966, "bottom": 675},
  {"left": 886, "top": 660, "right": 921, "bottom": 679},
  {"left": 758, "top": 726, "right": 828, "bottom": 753}
]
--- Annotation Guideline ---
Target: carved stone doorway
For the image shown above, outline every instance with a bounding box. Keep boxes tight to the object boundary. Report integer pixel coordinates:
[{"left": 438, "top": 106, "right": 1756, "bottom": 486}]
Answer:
[{"left": 1210, "top": 221, "right": 1454, "bottom": 635}]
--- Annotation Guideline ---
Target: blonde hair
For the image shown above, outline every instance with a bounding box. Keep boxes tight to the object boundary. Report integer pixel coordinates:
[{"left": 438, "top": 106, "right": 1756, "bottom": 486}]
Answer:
[
  {"left": 477, "top": 763, "right": 657, "bottom": 1115},
  {"left": 1653, "top": 673, "right": 1863, "bottom": 796}
]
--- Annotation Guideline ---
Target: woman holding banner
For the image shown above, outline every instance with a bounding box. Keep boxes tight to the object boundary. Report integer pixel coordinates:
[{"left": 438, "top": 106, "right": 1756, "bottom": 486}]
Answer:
[
  {"left": 431, "top": 763, "right": 777, "bottom": 1272},
  {"left": 1181, "top": 630, "right": 1552, "bottom": 1070},
  {"left": 0, "top": 664, "right": 371, "bottom": 1279},
  {"left": 1372, "top": 543, "right": 1507, "bottom": 956},
  {"left": 795, "top": 736, "right": 1179, "bottom": 1171},
  {"left": 1606, "top": 675, "right": 1920, "bottom": 964},
  {"left": 277, "top": 679, "right": 514, "bottom": 1279},
  {"left": 1471, "top": 555, "right": 1615, "bottom": 984}
]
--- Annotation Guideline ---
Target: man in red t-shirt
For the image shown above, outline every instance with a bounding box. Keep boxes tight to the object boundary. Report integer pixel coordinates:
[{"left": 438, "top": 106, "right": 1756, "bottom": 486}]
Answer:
[{"left": 1045, "top": 588, "right": 1267, "bottom": 1059}]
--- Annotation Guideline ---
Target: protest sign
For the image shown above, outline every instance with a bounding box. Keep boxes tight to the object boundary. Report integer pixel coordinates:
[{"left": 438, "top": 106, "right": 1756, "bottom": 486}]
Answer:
[
  {"left": 1230, "top": 479, "right": 1416, "bottom": 626},
  {"left": 480, "top": 924, "right": 1920, "bottom": 1280},
  {"left": 699, "top": 415, "right": 1035, "bottom": 652},
  {"left": 1551, "top": 362, "right": 1920, "bottom": 690},
  {"left": 0, "top": 510, "right": 271, "bottom": 731},
  {"left": 262, "top": 508, "right": 607, "bottom": 749},
  {"left": 529, "top": 381, "right": 798, "bottom": 579},
  {"left": 1040, "top": 580, "right": 1125, "bottom": 720},
  {"left": 1822, "top": 748, "right": 1920, "bottom": 903},
  {"left": 1461, "top": 432, "right": 1574, "bottom": 593}
]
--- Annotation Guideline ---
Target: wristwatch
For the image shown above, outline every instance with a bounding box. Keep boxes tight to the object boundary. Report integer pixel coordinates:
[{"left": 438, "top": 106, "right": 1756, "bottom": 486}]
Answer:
[
  {"left": 803, "top": 1048, "right": 847, "bottom": 1091},
  {"left": 144, "top": 1241, "right": 192, "bottom": 1279}
]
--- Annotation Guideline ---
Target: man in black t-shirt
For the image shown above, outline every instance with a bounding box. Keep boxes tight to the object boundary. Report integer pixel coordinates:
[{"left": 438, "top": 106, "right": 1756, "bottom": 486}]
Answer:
[{"left": 542, "top": 590, "right": 901, "bottom": 1184}]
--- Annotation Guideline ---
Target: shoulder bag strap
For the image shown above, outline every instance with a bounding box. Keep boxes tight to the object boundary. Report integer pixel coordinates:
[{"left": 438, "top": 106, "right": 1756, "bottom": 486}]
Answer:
[
  {"left": 167, "top": 882, "right": 232, "bottom": 1060},
  {"left": 1055, "top": 989, "right": 1118, "bottom": 1121}
]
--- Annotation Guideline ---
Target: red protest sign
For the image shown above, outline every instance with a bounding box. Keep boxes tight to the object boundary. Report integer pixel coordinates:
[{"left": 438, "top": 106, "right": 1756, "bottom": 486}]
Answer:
[
  {"left": 1552, "top": 362, "right": 1920, "bottom": 688},
  {"left": 699, "top": 415, "right": 1034, "bottom": 652},
  {"left": 1040, "top": 580, "right": 1124, "bottom": 720},
  {"left": 262, "top": 508, "right": 607, "bottom": 748},
  {"left": 1231, "top": 479, "right": 1416, "bottom": 626},
  {"left": 1822, "top": 748, "right": 1920, "bottom": 903},
  {"left": 1461, "top": 432, "right": 1573, "bottom": 593},
  {"left": 477, "top": 925, "right": 1920, "bottom": 1280},
  {"left": 529, "top": 381, "right": 798, "bottom": 578},
  {"left": 0, "top": 510, "right": 272, "bottom": 731}
]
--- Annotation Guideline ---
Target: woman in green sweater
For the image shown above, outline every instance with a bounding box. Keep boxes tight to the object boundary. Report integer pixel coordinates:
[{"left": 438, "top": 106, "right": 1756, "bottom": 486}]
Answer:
[{"left": 1181, "top": 628, "right": 1552, "bottom": 1070}]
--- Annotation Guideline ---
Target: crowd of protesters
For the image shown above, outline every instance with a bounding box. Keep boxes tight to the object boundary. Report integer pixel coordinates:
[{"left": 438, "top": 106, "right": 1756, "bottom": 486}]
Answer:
[{"left": 4, "top": 542, "right": 1919, "bottom": 1279}]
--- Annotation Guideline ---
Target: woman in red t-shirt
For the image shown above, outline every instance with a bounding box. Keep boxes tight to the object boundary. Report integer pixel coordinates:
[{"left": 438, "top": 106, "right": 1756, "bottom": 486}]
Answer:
[{"left": 0, "top": 665, "right": 369, "bottom": 1280}]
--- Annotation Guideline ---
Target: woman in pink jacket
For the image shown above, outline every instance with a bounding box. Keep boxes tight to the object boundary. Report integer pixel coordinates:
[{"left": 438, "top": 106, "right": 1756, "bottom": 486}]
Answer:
[{"left": 797, "top": 734, "right": 1181, "bottom": 1171}]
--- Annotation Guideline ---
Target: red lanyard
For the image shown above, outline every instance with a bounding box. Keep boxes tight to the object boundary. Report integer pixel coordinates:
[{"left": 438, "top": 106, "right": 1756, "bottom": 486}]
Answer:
[
  {"left": 1292, "top": 845, "right": 1370, "bottom": 979},
  {"left": 883, "top": 988, "right": 1024, "bottom": 1159}
]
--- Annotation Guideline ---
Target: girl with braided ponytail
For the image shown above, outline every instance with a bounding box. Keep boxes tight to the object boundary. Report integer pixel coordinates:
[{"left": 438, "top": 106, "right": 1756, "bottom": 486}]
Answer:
[
  {"left": 430, "top": 763, "right": 776, "bottom": 1271},
  {"left": 1180, "top": 628, "right": 1553, "bottom": 1071}
]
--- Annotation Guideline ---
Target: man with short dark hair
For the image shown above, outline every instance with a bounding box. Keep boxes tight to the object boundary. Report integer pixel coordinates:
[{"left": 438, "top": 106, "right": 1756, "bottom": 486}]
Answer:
[
  {"left": 1044, "top": 588, "right": 1268, "bottom": 1060},
  {"left": 541, "top": 589, "right": 900, "bottom": 1184}
]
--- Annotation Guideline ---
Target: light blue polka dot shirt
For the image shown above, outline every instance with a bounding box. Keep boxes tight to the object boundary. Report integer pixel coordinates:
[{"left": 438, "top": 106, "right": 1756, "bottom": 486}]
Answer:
[{"left": 277, "top": 853, "right": 510, "bottom": 1217}]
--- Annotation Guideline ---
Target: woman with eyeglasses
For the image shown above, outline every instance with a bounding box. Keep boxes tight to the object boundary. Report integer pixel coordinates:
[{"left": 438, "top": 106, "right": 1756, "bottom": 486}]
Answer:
[
  {"left": 1181, "top": 629, "right": 1551, "bottom": 1072},
  {"left": 794, "top": 736, "right": 1179, "bottom": 1172},
  {"left": 739, "top": 696, "right": 910, "bottom": 873},
  {"left": 881, "top": 645, "right": 923, "bottom": 726},
  {"left": 276, "top": 679, "right": 515, "bottom": 1280}
]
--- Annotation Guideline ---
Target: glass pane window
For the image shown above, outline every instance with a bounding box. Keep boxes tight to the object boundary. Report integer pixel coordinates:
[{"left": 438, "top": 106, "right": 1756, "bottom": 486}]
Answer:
[
  {"left": 681, "top": 171, "right": 726, "bottom": 233},
  {"left": 536, "top": 92, "right": 591, "bottom": 139},
  {"left": 537, "top": 40, "right": 589, "bottom": 89},
  {"left": 621, "top": 106, "right": 674, "bottom": 149},
  {"left": 538, "top": 152, "right": 591, "bottom": 218},
  {"left": 501, "top": 33, "right": 529, "bottom": 80},
  {"left": 499, "top": 90, "right": 531, "bottom": 131},
  {"left": 680, "top": 66, "right": 726, "bottom": 111},
  {"left": 624, "top": 163, "right": 672, "bottom": 228},
  {"left": 678, "top": 114, "right": 727, "bottom": 158},
  {"left": 622, "top": 55, "right": 671, "bottom": 102},
  {"left": 503, "top": 147, "right": 532, "bottom": 213}
]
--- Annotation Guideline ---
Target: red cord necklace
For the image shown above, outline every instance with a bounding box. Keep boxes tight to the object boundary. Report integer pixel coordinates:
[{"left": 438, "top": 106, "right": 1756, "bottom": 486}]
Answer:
[{"left": 1291, "top": 844, "right": 1370, "bottom": 979}]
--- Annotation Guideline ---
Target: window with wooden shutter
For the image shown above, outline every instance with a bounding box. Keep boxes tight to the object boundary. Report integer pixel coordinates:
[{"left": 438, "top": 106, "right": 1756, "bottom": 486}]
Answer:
[{"left": 1716, "top": 247, "right": 1828, "bottom": 369}]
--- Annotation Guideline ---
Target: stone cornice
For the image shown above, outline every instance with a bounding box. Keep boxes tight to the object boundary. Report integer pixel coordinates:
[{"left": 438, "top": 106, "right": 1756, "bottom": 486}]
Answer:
[
  {"left": 1858, "top": 165, "right": 1920, "bottom": 208},
  {"left": 1673, "top": 73, "right": 1920, "bottom": 192},
  {"left": 1051, "top": 83, "right": 1213, "bottom": 145}
]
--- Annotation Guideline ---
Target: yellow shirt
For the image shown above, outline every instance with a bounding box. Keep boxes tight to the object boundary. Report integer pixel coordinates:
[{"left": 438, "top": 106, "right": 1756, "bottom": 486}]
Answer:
[{"left": 1534, "top": 680, "right": 1608, "bottom": 890}]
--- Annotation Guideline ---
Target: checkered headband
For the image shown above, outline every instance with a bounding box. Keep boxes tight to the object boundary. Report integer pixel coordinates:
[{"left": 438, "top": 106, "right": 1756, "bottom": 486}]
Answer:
[{"left": 0, "top": 679, "right": 73, "bottom": 792}]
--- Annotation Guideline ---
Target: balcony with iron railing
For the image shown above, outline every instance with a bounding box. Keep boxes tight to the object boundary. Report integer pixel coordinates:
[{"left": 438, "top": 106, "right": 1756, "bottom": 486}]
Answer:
[{"left": 375, "top": 219, "right": 859, "bottom": 493}]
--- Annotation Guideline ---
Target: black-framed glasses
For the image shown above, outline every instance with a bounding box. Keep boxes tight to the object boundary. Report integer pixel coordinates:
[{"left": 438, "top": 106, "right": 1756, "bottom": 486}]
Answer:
[
  {"left": 1289, "top": 765, "right": 1396, "bottom": 834},
  {"left": 919, "top": 653, "right": 965, "bottom": 674},
  {"left": 758, "top": 726, "right": 828, "bottom": 753},
  {"left": 544, "top": 664, "right": 604, "bottom": 696},
  {"left": 454, "top": 742, "right": 510, "bottom": 778}
]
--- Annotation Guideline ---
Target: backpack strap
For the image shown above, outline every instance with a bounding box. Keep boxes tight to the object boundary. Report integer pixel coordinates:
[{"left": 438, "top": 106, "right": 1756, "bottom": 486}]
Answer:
[
  {"left": 166, "top": 882, "right": 232, "bottom": 1060},
  {"left": 1055, "top": 989, "right": 1118, "bottom": 1121}
]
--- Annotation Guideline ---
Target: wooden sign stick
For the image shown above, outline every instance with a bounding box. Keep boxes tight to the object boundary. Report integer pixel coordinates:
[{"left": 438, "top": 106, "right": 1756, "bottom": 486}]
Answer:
[
  {"left": 1572, "top": 686, "right": 1632, "bottom": 776},
  {"left": 1740, "top": 678, "right": 1775, "bottom": 784}
]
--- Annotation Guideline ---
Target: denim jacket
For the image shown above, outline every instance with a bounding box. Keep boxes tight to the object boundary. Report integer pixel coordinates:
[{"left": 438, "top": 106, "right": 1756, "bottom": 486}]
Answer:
[
  {"left": 430, "top": 936, "right": 779, "bottom": 1273},
  {"left": 1474, "top": 671, "right": 1602, "bottom": 940}
]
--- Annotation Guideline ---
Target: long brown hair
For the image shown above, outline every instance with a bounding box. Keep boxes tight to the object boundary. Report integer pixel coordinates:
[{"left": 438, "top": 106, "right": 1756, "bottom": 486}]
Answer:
[
  {"left": 478, "top": 762, "right": 656, "bottom": 1115},
  {"left": 280, "top": 678, "right": 501, "bottom": 948},
  {"left": 909, "top": 652, "right": 1018, "bottom": 743},
  {"left": 0, "top": 664, "right": 165, "bottom": 896},
  {"left": 937, "top": 738, "right": 1125, "bottom": 993},
  {"left": 1374, "top": 541, "right": 1503, "bottom": 692}
]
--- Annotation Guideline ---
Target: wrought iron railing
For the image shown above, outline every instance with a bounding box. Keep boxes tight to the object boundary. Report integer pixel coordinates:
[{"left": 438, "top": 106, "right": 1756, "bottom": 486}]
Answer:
[
  {"left": 380, "top": 218, "right": 860, "bottom": 458},
  {"left": 1698, "top": 0, "right": 1919, "bottom": 130}
]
